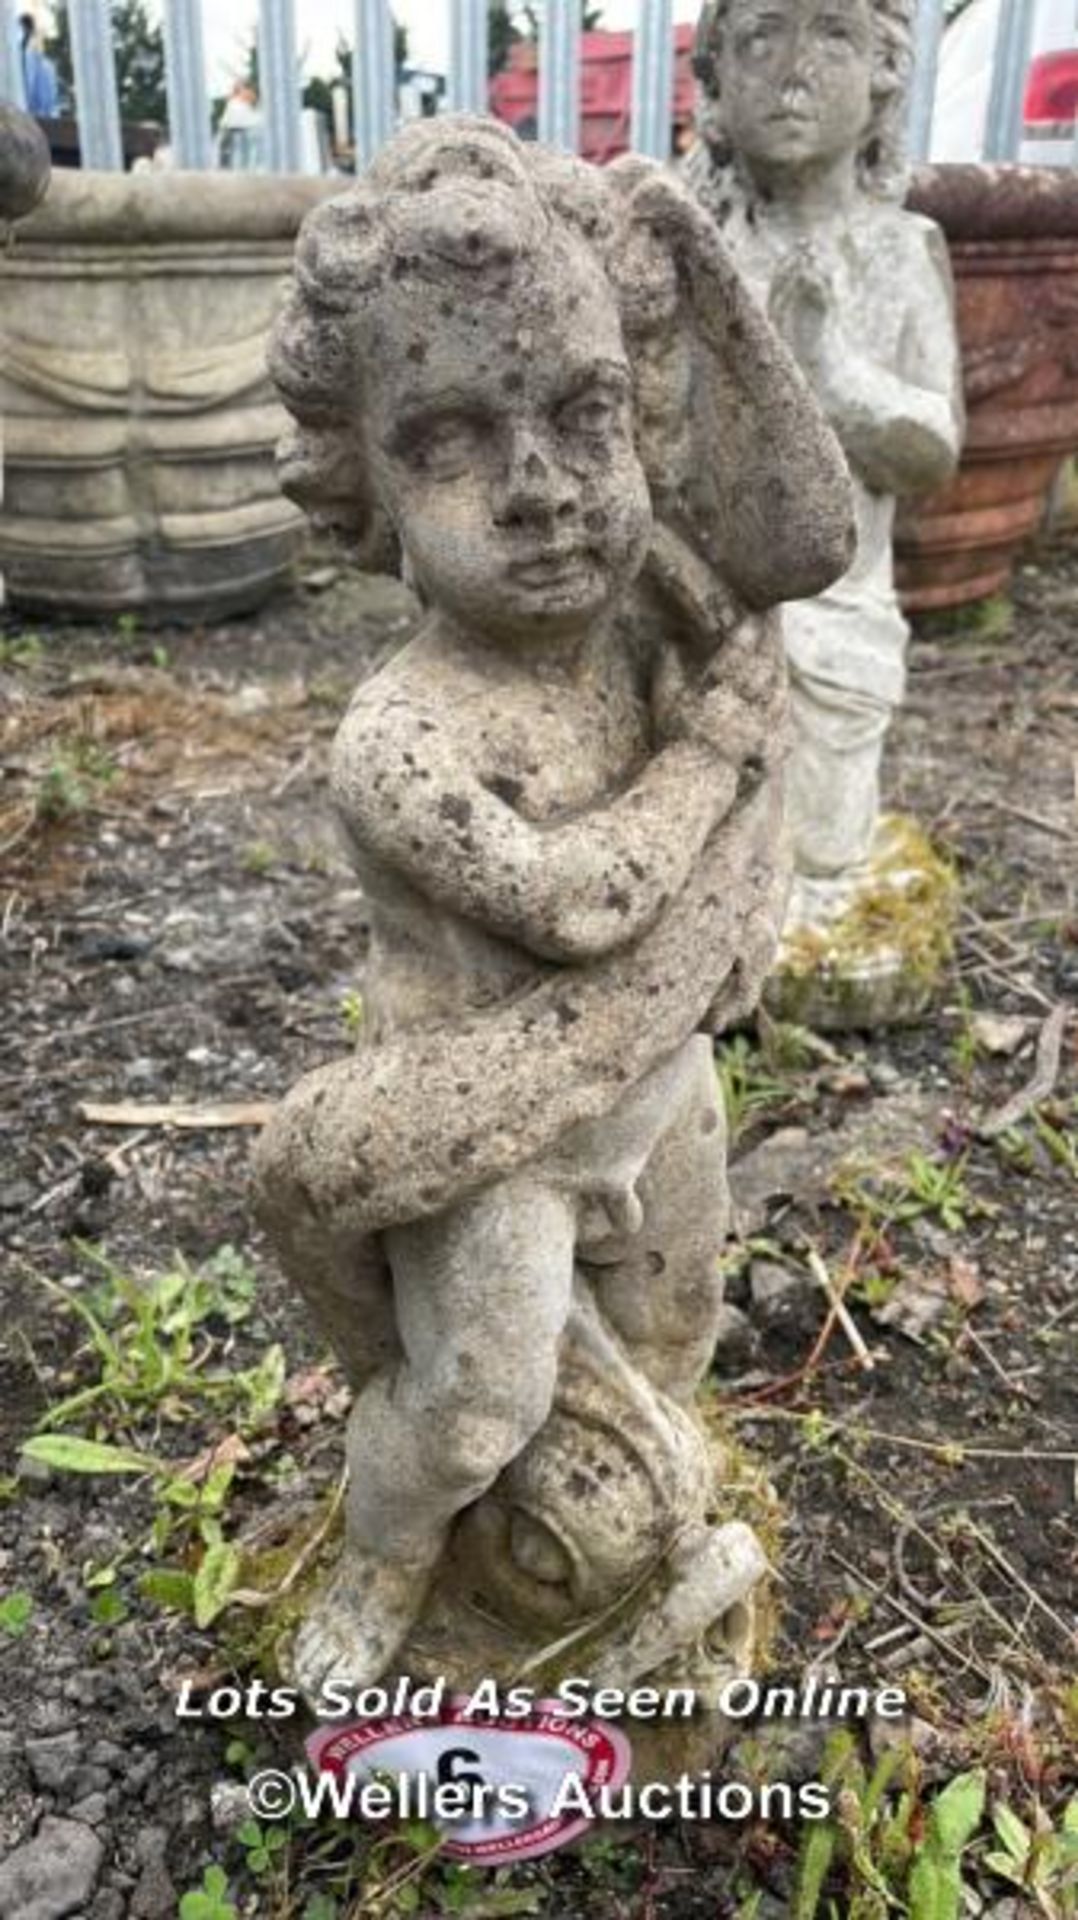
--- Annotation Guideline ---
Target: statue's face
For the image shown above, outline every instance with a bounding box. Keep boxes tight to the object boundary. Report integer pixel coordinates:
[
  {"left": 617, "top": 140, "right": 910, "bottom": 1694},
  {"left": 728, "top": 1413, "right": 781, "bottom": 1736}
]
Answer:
[
  {"left": 718, "top": 0, "right": 874, "bottom": 173},
  {"left": 364, "top": 236, "right": 652, "bottom": 646}
]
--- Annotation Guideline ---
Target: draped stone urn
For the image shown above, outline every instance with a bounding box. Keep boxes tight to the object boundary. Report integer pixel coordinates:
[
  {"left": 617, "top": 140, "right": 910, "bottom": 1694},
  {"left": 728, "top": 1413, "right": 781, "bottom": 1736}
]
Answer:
[
  {"left": 0, "top": 171, "right": 338, "bottom": 622},
  {"left": 0, "top": 104, "right": 51, "bottom": 611}
]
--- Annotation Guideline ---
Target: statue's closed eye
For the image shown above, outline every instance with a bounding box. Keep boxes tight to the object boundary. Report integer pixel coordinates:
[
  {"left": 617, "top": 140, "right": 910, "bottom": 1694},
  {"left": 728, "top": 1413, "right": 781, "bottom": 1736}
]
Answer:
[
  {"left": 395, "top": 411, "right": 486, "bottom": 479},
  {"left": 736, "top": 20, "right": 781, "bottom": 57},
  {"left": 555, "top": 375, "right": 630, "bottom": 441},
  {"left": 558, "top": 392, "right": 621, "bottom": 436}
]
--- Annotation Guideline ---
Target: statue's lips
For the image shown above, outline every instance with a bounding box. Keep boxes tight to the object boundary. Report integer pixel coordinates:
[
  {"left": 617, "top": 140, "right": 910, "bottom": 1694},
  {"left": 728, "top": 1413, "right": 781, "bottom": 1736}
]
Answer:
[{"left": 508, "top": 548, "right": 595, "bottom": 588}]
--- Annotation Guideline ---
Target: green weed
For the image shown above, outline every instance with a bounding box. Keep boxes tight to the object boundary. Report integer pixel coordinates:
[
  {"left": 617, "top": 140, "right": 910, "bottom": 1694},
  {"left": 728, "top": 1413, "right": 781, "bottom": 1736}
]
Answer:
[
  {"left": 993, "top": 1102, "right": 1078, "bottom": 1183},
  {"left": 835, "top": 1149, "right": 976, "bottom": 1237},
  {"left": 949, "top": 985, "right": 980, "bottom": 1079},
  {"left": 179, "top": 1865, "right": 238, "bottom": 1920},
  {"left": 716, "top": 1034, "right": 791, "bottom": 1140},
  {"left": 0, "top": 1591, "right": 33, "bottom": 1637},
  {"left": 20, "top": 1245, "right": 282, "bottom": 1631},
  {"left": 34, "top": 737, "right": 118, "bottom": 822},
  {"left": 794, "top": 1733, "right": 1077, "bottom": 1920},
  {"left": 985, "top": 1797, "right": 1078, "bottom": 1915},
  {"left": 0, "top": 631, "right": 44, "bottom": 667},
  {"left": 26, "top": 1242, "right": 268, "bottom": 1433},
  {"left": 340, "top": 989, "right": 365, "bottom": 1040},
  {"left": 795, "top": 1738, "right": 985, "bottom": 1920},
  {"left": 242, "top": 841, "right": 279, "bottom": 876}
]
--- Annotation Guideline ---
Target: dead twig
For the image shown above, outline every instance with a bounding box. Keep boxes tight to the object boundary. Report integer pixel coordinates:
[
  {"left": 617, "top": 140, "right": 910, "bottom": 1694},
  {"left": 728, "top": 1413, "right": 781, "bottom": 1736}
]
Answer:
[
  {"left": 894, "top": 1519, "right": 947, "bottom": 1612},
  {"left": 806, "top": 1247, "right": 875, "bottom": 1372},
  {"left": 958, "top": 1323, "right": 1033, "bottom": 1401},
  {"left": 958, "top": 934, "right": 1055, "bottom": 1012},
  {"left": 908, "top": 648, "right": 1026, "bottom": 681},
  {"left": 730, "top": 1405, "right": 1078, "bottom": 1466},
  {"left": 978, "top": 1003, "right": 1067, "bottom": 1139},
  {"left": 992, "top": 799, "right": 1073, "bottom": 840},
  {"left": 79, "top": 1100, "right": 274, "bottom": 1131},
  {"left": 955, "top": 1517, "right": 1076, "bottom": 1653},
  {"left": 0, "top": 807, "right": 36, "bottom": 860},
  {"left": 832, "top": 1550, "right": 990, "bottom": 1684}
]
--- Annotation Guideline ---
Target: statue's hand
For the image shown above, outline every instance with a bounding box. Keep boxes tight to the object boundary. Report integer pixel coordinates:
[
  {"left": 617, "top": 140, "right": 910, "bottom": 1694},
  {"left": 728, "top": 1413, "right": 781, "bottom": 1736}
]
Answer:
[
  {"left": 650, "top": 621, "right": 780, "bottom": 783},
  {"left": 768, "top": 244, "right": 840, "bottom": 374},
  {"left": 651, "top": 642, "right": 707, "bottom": 747}
]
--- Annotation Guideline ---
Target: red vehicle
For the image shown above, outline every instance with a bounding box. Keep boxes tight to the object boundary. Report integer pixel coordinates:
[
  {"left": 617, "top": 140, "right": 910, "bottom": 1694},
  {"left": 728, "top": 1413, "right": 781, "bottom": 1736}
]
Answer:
[{"left": 489, "top": 24, "right": 698, "bottom": 164}]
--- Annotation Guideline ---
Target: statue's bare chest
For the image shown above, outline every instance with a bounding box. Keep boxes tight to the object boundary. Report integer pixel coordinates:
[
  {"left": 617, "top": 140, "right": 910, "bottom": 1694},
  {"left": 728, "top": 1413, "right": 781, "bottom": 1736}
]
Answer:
[{"left": 471, "top": 678, "right": 651, "bottom": 822}]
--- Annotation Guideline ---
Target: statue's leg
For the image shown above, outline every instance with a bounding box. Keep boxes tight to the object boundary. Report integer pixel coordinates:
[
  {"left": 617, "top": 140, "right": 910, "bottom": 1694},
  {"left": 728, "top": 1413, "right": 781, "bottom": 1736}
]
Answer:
[
  {"left": 786, "top": 663, "right": 893, "bottom": 880},
  {"left": 268, "top": 1214, "right": 399, "bottom": 1391},
  {"left": 291, "top": 1172, "right": 576, "bottom": 1700},
  {"left": 586, "top": 1037, "right": 729, "bottom": 1405}
]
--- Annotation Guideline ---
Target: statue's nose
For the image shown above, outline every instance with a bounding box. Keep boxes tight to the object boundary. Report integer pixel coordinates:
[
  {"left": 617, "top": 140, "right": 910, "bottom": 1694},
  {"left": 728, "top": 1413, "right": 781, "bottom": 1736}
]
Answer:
[
  {"left": 495, "top": 430, "right": 579, "bottom": 530},
  {"left": 776, "top": 26, "right": 820, "bottom": 98}
]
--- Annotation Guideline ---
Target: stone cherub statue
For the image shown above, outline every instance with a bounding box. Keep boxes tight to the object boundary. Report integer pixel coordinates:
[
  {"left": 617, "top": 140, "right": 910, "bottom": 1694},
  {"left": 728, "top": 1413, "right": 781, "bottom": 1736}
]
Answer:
[
  {"left": 687, "top": 0, "right": 965, "bottom": 1024},
  {"left": 255, "top": 116, "right": 852, "bottom": 1709}
]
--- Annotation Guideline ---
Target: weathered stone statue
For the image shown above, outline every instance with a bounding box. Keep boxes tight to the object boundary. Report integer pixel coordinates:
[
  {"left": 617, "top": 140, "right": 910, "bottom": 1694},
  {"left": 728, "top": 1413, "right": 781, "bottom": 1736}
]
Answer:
[
  {"left": 687, "top": 0, "right": 965, "bottom": 1025},
  {"left": 255, "top": 117, "right": 852, "bottom": 1720}
]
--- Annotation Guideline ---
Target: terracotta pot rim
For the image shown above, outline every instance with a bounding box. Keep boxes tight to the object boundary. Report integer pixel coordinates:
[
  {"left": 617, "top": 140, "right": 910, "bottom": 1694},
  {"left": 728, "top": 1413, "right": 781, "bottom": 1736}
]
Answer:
[
  {"left": 946, "top": 236, "right": 1078, "bottom": 265},
  {"left": 907, "top": 163, "right": 1078, "bottom": 241}
]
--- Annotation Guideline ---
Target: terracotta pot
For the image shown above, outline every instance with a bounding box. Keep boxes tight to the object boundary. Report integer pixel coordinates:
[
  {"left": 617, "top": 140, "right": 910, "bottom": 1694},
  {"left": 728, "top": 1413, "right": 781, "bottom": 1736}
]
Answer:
[
  {"left": 896, "top": 164, "right": 1078, "bottom": 612},
  {"left": 0, "top": 170, "right": 339, "bottom": 622}
]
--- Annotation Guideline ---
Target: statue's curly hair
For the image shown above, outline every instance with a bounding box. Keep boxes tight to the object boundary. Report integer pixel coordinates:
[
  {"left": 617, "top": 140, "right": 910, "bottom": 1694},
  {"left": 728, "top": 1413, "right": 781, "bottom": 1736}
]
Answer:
[
  {"left": 689, "top": 0, "right": 915, "bottom": 208},
  {"left": 267, "top": 115, "right": 674, "bottom": 559},
  {"left": 269, "top": 112, "right": 854, "bottom": 616}
]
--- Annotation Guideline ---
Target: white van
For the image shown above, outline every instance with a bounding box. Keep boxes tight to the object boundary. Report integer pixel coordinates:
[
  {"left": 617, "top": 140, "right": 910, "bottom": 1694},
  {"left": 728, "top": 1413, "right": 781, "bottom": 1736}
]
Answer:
[{"left": 932, "top": 0, "right": 1077, "bottom": 164}]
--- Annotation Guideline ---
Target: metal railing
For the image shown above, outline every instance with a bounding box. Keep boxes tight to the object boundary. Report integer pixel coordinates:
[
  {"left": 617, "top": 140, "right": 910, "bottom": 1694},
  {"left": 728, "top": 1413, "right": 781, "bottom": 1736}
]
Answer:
[
  {"left": 0, "top": 0, "right": 25, "bottom": 108},
  {"left": 0, "top": 0, "right": 1038, "bottom": 176}
]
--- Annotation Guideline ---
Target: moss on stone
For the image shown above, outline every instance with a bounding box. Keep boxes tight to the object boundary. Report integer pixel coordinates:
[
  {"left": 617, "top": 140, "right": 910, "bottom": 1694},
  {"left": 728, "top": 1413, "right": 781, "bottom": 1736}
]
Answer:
[{"left": 772, "top": 815, "right": 959, "bottom": 1030}]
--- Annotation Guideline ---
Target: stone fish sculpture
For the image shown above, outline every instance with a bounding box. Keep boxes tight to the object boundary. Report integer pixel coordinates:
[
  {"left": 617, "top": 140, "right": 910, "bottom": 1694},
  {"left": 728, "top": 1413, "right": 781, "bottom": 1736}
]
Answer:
[
  {"left": 255, "top": 116, "right": 852, "bottom": 1711},
  {"left": 687, "top": 0, "right": 965, "bottom": 1025}
]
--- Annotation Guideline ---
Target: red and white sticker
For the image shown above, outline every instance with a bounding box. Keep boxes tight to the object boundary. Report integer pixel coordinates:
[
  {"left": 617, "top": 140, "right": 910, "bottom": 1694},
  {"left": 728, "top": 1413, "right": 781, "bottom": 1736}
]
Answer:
[{"left": 306, "top": 1697, "right": 633, "bottom": 1863}]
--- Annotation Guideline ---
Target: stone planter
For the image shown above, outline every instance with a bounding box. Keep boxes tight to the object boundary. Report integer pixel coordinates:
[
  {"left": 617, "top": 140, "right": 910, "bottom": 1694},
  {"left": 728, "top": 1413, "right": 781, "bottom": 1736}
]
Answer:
[
  {"left": 896, "top": 165, "right": 1078, "bottom": 612},
  {"left": 0, "top": 171, "right": 338, "bottom": 622},
  {"left": 0, "top": 106, "right": 51, "bottom": 614}
]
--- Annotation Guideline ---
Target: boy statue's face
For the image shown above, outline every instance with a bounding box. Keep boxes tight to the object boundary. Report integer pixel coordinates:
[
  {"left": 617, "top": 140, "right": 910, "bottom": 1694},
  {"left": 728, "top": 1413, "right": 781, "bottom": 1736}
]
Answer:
[
  {"left": 363, "top": 236, "right": 652, "bottom": 647},
  {"left": 719, "top": 0, "right": 875, "bottom": 176}
]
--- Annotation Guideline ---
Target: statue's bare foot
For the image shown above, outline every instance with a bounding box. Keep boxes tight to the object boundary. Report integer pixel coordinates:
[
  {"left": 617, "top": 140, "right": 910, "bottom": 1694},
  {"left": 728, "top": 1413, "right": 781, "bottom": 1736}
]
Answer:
[{"left": 291, "top": 1549, "right": 435, "bottom": 1708}]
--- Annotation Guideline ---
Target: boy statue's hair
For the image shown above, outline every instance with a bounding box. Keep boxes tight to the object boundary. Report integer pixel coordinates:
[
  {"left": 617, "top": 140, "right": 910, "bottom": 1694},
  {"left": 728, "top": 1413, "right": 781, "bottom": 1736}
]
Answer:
[{"left": 268, "top": 117, "right": 632, "bottom": 559}]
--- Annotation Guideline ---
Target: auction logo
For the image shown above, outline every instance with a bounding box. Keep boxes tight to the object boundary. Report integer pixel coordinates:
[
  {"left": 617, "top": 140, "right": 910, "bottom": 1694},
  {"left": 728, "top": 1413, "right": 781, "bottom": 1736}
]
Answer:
[{"left": 306, "top": 1697, "right": 633, "bottom": 1863}]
